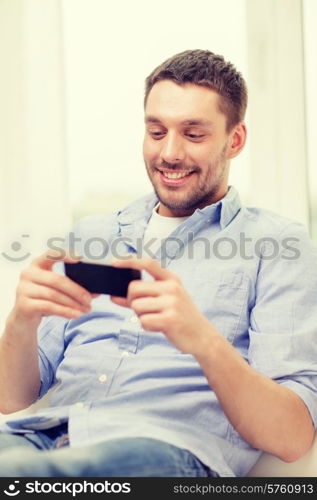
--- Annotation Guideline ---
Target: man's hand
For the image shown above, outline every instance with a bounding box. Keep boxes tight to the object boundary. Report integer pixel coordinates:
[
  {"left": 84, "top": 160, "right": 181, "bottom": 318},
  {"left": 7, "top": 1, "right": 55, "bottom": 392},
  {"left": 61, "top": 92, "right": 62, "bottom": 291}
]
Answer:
[
  {"left": 111, "top": 257, "right": 215, "bottom": 357},
  {"left": 1, "top": 250, "right": 95, "bottom": 413},
  {"left": 11, "top": 250, "right": 94, "bottom": 329}
]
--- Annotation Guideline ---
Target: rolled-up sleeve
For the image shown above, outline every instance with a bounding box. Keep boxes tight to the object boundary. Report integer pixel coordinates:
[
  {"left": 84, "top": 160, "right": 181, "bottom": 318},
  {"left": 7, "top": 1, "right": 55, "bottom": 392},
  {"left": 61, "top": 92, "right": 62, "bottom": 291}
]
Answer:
[
  {"left": 248, "top": 222, "right": 317, "bottom": 427},
  {"left": 36, "top": 315, "right": 69, "bottom": 399}
]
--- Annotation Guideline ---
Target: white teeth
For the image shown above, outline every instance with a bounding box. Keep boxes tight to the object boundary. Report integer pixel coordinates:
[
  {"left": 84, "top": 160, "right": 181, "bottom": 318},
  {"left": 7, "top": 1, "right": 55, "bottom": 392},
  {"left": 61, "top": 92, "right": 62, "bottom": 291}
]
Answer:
[{"left": 163, "top": 171, "right": 191, "bottom": 179}]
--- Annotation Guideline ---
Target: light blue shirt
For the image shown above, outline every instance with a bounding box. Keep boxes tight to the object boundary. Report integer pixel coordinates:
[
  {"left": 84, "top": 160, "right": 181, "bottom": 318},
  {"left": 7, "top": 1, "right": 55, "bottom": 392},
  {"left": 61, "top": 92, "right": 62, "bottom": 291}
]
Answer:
[{"left": 3, "top": 186, "right": 317, "bottom": 477}]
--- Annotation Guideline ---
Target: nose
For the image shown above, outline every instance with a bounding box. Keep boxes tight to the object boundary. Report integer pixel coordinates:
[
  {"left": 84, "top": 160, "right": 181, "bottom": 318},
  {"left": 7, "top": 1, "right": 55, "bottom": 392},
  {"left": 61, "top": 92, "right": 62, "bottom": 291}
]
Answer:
[{"left": 160, "top": 132, "right": 185, "bottom": 164}]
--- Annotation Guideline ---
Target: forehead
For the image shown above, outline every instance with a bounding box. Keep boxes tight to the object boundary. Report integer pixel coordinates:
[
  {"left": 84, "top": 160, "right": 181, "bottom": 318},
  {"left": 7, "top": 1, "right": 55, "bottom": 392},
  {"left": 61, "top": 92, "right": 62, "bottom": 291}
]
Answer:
[{"left": 145, "top": 80, "right": 225, "bottom": 126}]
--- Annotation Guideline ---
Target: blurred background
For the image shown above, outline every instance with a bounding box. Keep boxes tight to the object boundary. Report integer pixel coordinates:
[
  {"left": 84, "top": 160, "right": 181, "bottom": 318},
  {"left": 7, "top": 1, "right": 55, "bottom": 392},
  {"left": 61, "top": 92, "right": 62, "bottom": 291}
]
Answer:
[{"left": 0, "top": 0, "right": 316, "bottom": 332}]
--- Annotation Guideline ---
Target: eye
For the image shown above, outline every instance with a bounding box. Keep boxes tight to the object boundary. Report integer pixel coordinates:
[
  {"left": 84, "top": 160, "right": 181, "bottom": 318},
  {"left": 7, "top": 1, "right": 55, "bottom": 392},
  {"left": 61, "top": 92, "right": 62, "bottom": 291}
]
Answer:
[
  {"left": 185, "top": 133, "right": 205, "bottom": 141},
  {"left": 148, "top": 129, "right": 166, "bottom": 140},
  {"left": 184, "top": 128, "right": 206, "bottom": 140},
  {"left": 186, "top": 133, "right": 204, "bottom": 139}
]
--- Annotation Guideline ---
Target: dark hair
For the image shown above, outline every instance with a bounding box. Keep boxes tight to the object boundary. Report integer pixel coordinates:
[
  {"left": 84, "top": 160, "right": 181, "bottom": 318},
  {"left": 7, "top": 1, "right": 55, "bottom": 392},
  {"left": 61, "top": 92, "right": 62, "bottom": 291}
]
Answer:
[{"left": 144, "top": 49, "right": 247, "bottom": 131}]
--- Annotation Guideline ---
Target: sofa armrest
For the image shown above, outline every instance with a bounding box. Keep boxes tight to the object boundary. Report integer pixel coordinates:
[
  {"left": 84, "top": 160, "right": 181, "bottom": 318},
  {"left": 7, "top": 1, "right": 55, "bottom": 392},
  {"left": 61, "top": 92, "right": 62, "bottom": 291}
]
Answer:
[{"left": 248, "top": 434, "right": 317, "bottom": 477}]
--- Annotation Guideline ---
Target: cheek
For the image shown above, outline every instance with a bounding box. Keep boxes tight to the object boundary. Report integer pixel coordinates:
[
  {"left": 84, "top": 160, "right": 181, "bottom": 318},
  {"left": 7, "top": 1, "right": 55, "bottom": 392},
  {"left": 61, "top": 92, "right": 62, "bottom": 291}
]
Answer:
[
  {"left": 189, "top": 149, "right": 212, "bottom": 169},
  {"left": 143, "top": 138, "right": 159, "bottom": 161}
]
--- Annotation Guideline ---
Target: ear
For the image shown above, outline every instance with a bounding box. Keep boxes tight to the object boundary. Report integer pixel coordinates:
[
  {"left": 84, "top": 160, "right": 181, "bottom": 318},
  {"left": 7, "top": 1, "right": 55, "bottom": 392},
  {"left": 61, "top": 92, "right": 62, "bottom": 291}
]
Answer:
[{"left": 227, "top": 122, "right": 247, "bottom": 159}]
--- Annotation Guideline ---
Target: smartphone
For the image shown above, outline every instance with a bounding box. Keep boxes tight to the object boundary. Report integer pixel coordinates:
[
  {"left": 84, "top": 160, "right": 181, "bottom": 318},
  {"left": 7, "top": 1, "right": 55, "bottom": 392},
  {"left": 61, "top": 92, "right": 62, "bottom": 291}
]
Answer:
[{"left": 64, "top": 261, "right": 141, "bottom": 297}]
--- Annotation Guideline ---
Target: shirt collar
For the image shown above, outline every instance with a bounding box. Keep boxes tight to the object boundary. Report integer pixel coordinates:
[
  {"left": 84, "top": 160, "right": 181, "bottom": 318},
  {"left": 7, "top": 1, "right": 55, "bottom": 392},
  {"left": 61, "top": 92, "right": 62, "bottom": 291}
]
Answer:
[
  {"left": 194, "top": 186, "right": 242, "bottom": 229},
  {"left": 117, "top": 186, "right": 241, "bottom": 230}
]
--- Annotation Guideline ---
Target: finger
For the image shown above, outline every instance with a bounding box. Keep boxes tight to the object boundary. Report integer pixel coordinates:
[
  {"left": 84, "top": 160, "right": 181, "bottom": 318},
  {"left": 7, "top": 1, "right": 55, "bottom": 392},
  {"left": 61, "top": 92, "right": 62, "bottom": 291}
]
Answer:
[
  {"left": 18, "top": 281, "right": 91, "bottom": 314},
  {"left": 33, "top": 250, "right": 82, "bottom": 271},
  {"left": 138, "top": 312, "right": 164, "bottom": 332},
  {"left": 112, "top": 256, "right": 174, "bottom": 281},
  {"left": 110, "top": 296, "right": 129, "bottom": 308},
  {"left": 127, "top": 280, "right": 164, "bottom": 301},
  {"left": 23, "top": 267, "right": 92, "bottom": 307},
  {"left": 130, "top": 296, "right": 165, "bottom": 315},
  {"left": 30, "top": 299, "right": 86, "bottom": 320}
]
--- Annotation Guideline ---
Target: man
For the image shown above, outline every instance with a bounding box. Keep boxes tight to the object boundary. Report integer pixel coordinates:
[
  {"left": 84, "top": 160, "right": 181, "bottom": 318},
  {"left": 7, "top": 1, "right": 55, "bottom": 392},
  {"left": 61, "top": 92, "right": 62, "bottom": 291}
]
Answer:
[{"left": 0, "top": 49, "right": 317, "bottom": 477}]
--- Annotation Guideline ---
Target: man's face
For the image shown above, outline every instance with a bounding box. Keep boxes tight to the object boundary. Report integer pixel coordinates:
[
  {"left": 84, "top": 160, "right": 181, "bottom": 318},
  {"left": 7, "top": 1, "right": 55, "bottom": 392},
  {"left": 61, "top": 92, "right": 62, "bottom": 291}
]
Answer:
[{"left": 143, "top": 80, "right": 243, "bottom": 217}]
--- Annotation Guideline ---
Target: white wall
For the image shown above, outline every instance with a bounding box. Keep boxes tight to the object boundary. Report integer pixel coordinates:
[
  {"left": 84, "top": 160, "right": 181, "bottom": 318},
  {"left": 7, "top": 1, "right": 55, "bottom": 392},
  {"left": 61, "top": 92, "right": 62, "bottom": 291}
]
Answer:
[
  {"left": 0, "top": 0, "right": 70, "bottom": 330},
  {"left": 246, "top": 0, "right": 308, "bottom": 226},
  {"left": 303, "top": 0, "right": 317, "bottom": 239}
]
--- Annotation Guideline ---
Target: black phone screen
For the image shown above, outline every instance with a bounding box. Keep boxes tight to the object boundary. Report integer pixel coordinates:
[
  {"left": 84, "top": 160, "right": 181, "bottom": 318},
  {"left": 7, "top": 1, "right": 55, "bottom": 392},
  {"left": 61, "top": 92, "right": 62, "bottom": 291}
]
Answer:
[{"left": 64, "top": 262, "right": 141, "bottom": 297}]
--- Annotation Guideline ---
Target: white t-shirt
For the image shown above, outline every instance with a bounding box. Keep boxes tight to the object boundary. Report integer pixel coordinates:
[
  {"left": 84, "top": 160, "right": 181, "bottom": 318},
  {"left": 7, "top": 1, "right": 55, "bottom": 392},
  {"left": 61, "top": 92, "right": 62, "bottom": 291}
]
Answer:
[{"left": 143, "top": 204, "right": 190, "bottom": 255}]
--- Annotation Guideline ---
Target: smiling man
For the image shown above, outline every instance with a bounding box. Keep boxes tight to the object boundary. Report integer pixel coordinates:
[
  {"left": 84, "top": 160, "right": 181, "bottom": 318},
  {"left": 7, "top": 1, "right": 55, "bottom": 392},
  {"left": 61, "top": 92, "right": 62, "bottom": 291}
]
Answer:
[{"left": 0, "top": 49, "right": 317, "bottom": 478}]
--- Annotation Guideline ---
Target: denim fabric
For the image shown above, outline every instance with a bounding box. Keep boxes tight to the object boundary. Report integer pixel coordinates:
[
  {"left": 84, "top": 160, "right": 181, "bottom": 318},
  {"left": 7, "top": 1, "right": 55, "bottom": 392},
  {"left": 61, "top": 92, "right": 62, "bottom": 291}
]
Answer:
[
  {"left": 0, "top": 428, "right": 216, "bottom": 477},
  {"left": 0, "top": 423, "right": 68, "bottom": 452}
]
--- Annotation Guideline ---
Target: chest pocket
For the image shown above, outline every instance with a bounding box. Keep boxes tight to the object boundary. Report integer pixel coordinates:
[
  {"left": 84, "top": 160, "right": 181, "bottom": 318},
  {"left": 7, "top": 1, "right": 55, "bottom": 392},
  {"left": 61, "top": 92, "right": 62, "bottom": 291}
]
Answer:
[{"left": 183, "top": 268, "right": 250, "bottom": 345}]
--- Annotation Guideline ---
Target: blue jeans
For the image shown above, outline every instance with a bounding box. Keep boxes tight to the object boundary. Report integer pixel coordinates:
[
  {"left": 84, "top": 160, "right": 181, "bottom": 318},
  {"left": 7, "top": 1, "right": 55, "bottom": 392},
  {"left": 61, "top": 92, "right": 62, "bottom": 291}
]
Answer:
[{"left": 0, "top": 424, "right": 216, "bottom": 477}]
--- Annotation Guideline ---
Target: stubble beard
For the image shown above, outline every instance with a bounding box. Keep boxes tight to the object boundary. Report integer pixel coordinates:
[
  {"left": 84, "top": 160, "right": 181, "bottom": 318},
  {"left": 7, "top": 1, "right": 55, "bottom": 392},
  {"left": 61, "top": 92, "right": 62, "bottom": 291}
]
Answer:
[{"left": 145, "top": 146, "right": 229, "bottom": 213}]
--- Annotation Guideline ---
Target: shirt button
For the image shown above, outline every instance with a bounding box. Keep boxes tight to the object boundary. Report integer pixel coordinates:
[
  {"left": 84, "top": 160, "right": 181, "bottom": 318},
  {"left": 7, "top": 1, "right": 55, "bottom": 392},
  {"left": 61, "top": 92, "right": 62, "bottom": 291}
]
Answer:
[
  {"left": 121, "top": 351, "right": 130, "bottom": 358},
  {"left": 98, "top": 374, "right": 107, "bottom": 383},
  {"left": 75, "top": 402, "right": 85, "bottom": 408},
  {"left": 130, "top": 315, "right": 139, "bottom": 323}
]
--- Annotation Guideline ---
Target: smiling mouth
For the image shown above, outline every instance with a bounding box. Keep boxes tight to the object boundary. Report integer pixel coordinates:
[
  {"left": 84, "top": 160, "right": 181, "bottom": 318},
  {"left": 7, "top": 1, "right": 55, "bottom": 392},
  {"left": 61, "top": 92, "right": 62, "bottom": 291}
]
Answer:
[
  {"left": 155, "top": 168, "right": 196, "bottom": 187},
  {"left": 158, "top": 169, "right": 195, "bottom": 178},
  {"left": 165, "top": 171, "right": 191, "bottom": 179}
]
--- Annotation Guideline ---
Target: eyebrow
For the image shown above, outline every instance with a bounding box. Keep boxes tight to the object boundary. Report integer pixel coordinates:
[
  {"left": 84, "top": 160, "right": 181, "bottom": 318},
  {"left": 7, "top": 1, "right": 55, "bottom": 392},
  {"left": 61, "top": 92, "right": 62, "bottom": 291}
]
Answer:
[{"left": 145, "top": 116, "right": 213, "bottom": 127}]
